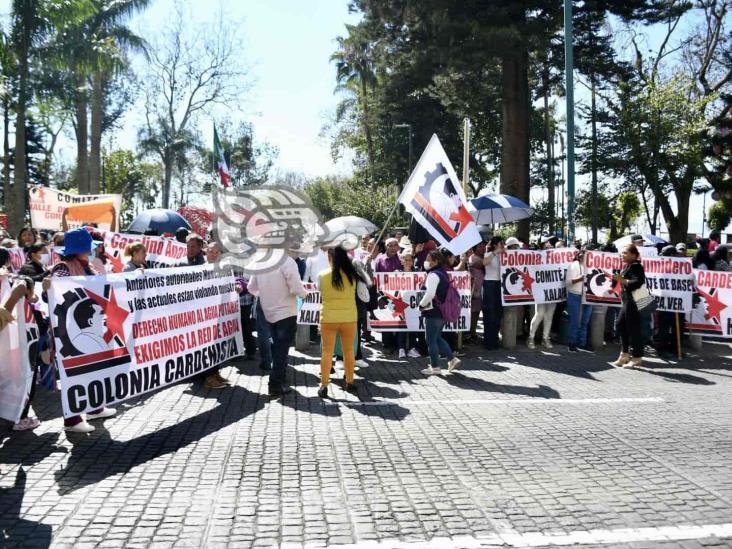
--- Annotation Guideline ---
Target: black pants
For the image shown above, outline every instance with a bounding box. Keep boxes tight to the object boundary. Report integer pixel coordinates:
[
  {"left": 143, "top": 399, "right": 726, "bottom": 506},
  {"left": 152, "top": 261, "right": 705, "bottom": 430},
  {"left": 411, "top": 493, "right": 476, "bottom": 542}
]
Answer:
[
  {"left": 21, "top": 365, "right": 38, "bottom": 420},
  {"left": 617, "top": 303, "right": 644, "bottom": 358},
  {"left": 268, "top": 316, "right": 297, "bottom": 391},
  {"left": 240, "top": 304, "right": 257, "bottom": 357},
  {"left": 656, "top": 312, "right": 683, "bottom": 353}
]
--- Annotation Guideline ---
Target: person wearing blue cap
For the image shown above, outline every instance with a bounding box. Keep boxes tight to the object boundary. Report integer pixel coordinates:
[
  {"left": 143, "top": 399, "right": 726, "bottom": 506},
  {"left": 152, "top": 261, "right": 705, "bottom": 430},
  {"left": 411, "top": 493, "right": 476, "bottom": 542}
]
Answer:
[{"left": 45, "top": 228, "right": 117, "bottom": 433}]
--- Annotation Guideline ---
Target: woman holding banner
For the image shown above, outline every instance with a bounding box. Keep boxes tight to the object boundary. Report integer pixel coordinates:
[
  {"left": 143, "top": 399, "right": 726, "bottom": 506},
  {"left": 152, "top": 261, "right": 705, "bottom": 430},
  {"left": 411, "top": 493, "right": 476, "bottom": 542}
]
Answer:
[
  {"left": 46, "top": 228, "right": 117, "bottom": 432},
  {"left": 612, "top": 244, "right": 646, "bottom": 367},
  {"left": 123, "top": 242, "right": 148, "bottom": 271},
  {"left": 19, "top": 244, "right": 50, "bottom": 281},
  {"left": 482, "top": 237, "right": 504, "bottom": 350},
  {"left": 317, "top": 246, "right": 366, "bottom": 398},
  {"left": 419, "top": 250, "right": 460, "bottom": 375}
]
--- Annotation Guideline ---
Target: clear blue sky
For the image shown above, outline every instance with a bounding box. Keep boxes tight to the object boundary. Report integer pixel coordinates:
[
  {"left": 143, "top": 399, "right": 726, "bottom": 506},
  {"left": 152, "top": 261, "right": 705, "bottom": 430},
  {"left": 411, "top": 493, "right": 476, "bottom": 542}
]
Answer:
[{"left": 123, "top": 0, "right": 360, "bottom": 177}]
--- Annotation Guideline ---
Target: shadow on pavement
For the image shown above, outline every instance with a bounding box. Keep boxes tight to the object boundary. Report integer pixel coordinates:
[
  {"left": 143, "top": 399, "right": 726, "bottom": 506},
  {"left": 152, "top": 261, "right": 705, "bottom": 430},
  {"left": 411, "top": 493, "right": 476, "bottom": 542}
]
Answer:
[
  {"left": 52, "top": 385, "right": 263, "bottom": 495},
  {"left": 444, "top": 372, "right": 560, "bottom": 399},
  {"left": 0, "top": 468, "right": 52, "bottom": 549}
]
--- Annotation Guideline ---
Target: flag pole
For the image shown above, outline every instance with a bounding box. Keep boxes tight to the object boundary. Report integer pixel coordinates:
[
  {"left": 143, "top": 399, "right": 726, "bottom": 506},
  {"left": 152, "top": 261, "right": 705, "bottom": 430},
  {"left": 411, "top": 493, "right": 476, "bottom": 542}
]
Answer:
[{"left": 459, "top": 118, "right": 471, "bottom": 351}]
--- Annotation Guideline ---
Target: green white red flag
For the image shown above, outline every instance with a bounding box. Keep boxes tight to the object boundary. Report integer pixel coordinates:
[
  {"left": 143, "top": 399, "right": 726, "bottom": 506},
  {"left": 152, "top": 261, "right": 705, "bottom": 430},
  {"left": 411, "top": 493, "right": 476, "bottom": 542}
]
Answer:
[{"left": 213, "top": 125, "right": 230, "bottom": 187}]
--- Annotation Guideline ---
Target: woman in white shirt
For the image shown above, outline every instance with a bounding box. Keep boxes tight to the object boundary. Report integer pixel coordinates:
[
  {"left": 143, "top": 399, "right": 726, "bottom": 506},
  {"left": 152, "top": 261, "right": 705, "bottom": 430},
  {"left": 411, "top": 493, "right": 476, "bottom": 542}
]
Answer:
[
  {"left": 528, "top": 241, "right": 557, "bottom": 349},
  {"left": 482, "top": 236, "right": 504, "bottom": 350}
]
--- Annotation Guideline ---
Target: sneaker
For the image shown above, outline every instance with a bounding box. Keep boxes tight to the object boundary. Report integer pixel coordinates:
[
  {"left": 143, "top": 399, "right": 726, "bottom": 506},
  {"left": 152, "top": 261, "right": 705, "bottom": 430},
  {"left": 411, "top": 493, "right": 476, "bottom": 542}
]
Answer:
[
  {"left": 542, "top": 339, "right": 553, "bottom": 349},
  {"left": 355, "top": 359, "right": 368, "bottom": 368},
  {"left": 12, "top": 417, "right": 40, "bottom": 431},
  {"left": 65, "top": 421, "right": 95, "bottom": 433},
  {"left": 568, "top": 345, "right": 579, "bottom": 353},
  {"left": 527, "top": 339, "right": 536, "bottom": 350},
  {"left": 447, "top": 357, "right": 461, "bottom": 372},
  {"left": 407, "top": 348, "right": 421, "bottom": 358},
  {"left": 421, "top": 367, "right": 442, "bottom": 375},
  {"left": 579, "top": 345, "right": 594, "bottom": 353},
  {"left": 204, "top": 375, "right": 227, "bottom": 389},
  {"left": 398, "top": 349, "right": 407, "bottom": 359},
  {"left": 87, "top": 407, "right": 116, "bottom": 420},
  {"left": 335, "top": 360, "right": 344, "bottom": 370}
]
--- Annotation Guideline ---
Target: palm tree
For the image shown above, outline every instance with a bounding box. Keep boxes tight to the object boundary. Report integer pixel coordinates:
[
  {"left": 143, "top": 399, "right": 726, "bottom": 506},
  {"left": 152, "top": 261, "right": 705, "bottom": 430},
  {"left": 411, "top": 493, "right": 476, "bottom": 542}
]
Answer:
[
  {"left": 331, "top": 25, "right": 377, "bottom": 175},
  {"left": 59, "top": 0, "right": 149, "bottom": 194}
]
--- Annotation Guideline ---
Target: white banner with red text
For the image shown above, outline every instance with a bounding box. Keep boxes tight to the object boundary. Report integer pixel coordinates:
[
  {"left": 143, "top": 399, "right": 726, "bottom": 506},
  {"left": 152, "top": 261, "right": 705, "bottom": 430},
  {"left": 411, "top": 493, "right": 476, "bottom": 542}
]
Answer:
[
  {"left": 48, "top": 265, "right": 244, "bottom": 417},
  {"left": 582, "top": 251, "right": 694, "bottom": 313},
  {"left": 368, "top": 271, "right": 470, "bottom": 331},
  {"left": 500, "top": 248, "right": 577, "bottom": 306},
  {"left": 28, "top": 185, "right": 123, "bottom": 231},
  {"left": 101, "top": 232, "right": 188, "bottom": 272},
  {"left": 0, "top": 278, "right": 33, "bottom": 423},
  {"left": 686, "top": 270, "right": 732, "bottom": 338}
]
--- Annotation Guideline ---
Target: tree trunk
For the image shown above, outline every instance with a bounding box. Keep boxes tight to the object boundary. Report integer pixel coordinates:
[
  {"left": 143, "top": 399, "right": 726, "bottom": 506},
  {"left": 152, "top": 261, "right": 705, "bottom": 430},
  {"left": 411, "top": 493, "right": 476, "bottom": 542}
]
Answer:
[
  {"left": 3, "top": 95, "right": 10, "bottom": 209},
  {"left": 162, "top": 152, "right": 172, "bottom": 209},
  {"left": 74, "top": 84, "right": 89, "bottom": 194},
  {"left": 590, "top": 75, "right": 599, "bottom": 244},
  {"left": 10, "top": 50, "right": 29, "bottom": 235},
  {"left": 500, "top": 50, "right": 531, "bottom": 241},
  {"left": 360, "top": 78, "right": 375, "bottom": 178},
  {"left": 89, "top": 70, "right": 103, "bottom": 194},
  {"left": 543, "top": 71, "right": 554, "bottom": 234}
]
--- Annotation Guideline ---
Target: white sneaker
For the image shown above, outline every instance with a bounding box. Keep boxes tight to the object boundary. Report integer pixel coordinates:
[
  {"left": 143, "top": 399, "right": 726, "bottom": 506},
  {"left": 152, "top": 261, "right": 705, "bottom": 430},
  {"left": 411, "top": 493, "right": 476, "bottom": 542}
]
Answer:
[
  {"left": 355, "top": 359, "right": 368, "bottom": 368},
  {"left": 87, "top": 407, "right": 116, "bottom": 420},
  {"left": 398, "top": 349, "right": 406, "bottom": 359},
  {"left": 542, "top": 339, "right": 553, "bottom": 349},
  {"left": 65, "top": 421, "right": 95, "bottom": 433},
  {"left": 421, "top": 367, "right": 441, "bottom": 375},
  {"left": 447, "top": 357, "right": 461, "bottom": 372},
  {"left": 527, "top": 339, "right": 536, "bottom": 349},
  {"left": 335, "top": 360, "right": 344, "bottom": 370},
  {"left": 407, "top": 348, "right": 421, "bottom": 358}
]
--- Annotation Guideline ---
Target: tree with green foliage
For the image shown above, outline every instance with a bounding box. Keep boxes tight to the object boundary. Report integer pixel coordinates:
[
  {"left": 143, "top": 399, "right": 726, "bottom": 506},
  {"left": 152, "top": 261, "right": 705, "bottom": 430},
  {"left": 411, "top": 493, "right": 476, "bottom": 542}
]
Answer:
[{"left": 102, "top": 149, "right": 160, "bottom": 226}]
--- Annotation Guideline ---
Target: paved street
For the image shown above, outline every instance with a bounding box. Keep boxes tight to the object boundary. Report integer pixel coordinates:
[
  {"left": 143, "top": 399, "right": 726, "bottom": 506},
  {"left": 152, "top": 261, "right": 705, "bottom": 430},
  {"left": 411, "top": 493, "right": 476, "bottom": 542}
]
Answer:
[{"left": 1, "top": 339, "right": 732, "bottom": 549}]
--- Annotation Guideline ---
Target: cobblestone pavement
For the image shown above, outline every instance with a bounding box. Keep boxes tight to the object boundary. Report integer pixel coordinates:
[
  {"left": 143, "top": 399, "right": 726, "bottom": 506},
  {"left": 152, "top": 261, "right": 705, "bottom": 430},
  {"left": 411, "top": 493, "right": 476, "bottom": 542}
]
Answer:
[{"left": 1, "top": 338, "right": 732, "bottom": 549}]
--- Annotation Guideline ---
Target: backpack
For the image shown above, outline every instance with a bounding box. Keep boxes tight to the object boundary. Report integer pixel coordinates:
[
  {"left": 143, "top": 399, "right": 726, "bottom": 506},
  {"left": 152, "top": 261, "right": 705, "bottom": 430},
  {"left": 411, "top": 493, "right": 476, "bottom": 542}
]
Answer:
[{"left": 433, "top": 270, "right": 461, "bottom": 323}]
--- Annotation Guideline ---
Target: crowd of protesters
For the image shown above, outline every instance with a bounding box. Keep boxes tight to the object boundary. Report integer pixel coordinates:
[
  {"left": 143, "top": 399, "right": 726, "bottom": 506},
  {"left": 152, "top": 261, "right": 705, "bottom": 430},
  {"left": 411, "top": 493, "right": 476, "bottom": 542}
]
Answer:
[{"left": 1, "top": 222, "right": 731, "bottom": 435}]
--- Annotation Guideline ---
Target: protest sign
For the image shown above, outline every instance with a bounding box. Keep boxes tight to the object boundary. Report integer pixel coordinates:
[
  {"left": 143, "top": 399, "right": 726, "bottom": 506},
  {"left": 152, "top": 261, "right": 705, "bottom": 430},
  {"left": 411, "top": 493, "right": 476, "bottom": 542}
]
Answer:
[
  {"left": 582, "top": 251, "right": 694, "bottom": 312},
  {"left": 297, "top": 283, "right": 321, "bottom": 325},
  {"left": 8, "top": 248, "right": 26, "bottom": 273},
  {"left": 368, "top": 271, "right": 470, "bottom": 332},
  {"left": 686, "top": 270, "right": 732, "bottom": 338},
  {"left": 28, "top": 185, "right": 122, "bottom": 231},
  {"left": 0, "top": 278, "right": 33, "bottom": 422},
  {"left": 500, "top": 248, "right": 576, "bottom": 306},
  {"left": 102, "top": 232, "right": 188, "bottom": 272},
  {"left": 48, "top": 265, "right": 244, "bottom": 417}
]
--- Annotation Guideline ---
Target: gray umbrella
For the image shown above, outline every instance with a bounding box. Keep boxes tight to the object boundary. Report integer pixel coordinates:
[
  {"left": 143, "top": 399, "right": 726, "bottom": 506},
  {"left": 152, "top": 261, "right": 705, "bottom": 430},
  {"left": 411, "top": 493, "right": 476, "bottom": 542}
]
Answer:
[{"left": 323, "top": 216, "right": 377, "bottom": 249}]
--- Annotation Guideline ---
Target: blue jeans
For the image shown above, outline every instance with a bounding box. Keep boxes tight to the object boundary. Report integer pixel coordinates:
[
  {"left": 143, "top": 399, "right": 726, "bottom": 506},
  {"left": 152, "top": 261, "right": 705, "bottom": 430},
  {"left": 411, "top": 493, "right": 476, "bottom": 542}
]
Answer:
[
  {"left": 267, "top": 316, "right": 297, "bottom": 390},
  {"left": 567, "top": 292, "right": 592, "bottom": 346},
  {"left": 482, "top": 280, "right": 502, "bottom": 349},
  {"left": 425, "top": 316, "right": 453, "bottom": 368},
  {"left": 256, "top": 302, "right": 272, "bottom": 369}
]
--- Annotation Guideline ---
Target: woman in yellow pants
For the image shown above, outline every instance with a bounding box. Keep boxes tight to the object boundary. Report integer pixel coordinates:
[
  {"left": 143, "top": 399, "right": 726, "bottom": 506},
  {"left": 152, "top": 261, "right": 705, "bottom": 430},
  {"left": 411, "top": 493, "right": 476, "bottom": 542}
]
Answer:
[{"left": 318, "top": 246, "right": 365, "bottom": 398}]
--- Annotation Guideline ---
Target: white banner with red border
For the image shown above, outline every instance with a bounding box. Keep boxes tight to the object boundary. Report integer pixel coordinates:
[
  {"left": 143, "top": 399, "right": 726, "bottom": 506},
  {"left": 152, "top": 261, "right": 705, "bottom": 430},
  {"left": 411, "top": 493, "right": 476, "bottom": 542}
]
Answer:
[
  {"left": 686, "top": 270, "right": 732, "bottom": 338},
  {"left": 500, "top": 249, "right": 577, "bottom": 306},
  {"left": 48, "top": 265, "right": 243, "bottom": 417}
]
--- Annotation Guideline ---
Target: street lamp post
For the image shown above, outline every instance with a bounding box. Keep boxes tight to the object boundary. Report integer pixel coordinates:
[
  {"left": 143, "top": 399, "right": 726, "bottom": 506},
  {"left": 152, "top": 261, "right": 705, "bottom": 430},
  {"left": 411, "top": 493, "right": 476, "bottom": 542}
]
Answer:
[{"left": 564, "top": 0, "right": 576, "bottom": 244}]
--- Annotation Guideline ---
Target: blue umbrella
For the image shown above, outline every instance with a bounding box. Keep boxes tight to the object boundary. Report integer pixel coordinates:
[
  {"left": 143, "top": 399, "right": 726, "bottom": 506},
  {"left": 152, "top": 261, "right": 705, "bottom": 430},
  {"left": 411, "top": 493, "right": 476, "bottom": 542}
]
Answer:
[
  {"left": 468, "top": 194, "right": 534, "bottom": 225},
  {"left": 127, "top": 209, "right": 192, "bottom": 235}
]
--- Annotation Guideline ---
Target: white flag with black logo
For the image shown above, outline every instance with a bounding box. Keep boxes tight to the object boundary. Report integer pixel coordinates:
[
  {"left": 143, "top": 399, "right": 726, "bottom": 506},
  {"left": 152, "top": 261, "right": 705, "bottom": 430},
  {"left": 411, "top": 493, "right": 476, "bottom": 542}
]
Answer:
[{"left": 398, "top": 134, "right": 481, "bottom": 255}]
